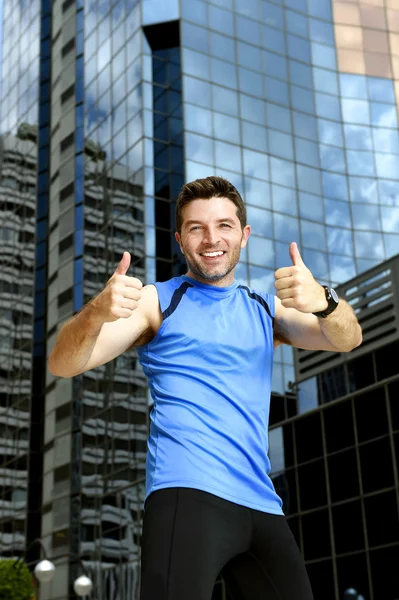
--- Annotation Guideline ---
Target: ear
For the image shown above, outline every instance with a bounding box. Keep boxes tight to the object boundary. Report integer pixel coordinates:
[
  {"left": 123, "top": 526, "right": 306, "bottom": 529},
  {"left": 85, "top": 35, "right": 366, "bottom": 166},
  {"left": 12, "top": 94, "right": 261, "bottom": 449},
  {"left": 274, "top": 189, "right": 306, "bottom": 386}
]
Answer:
[
  {"left": 175, "top": 231, "right": 184, "bottom": 254},
  {"left": 240, "top": 225, "right": 251, "bottom": 249}
]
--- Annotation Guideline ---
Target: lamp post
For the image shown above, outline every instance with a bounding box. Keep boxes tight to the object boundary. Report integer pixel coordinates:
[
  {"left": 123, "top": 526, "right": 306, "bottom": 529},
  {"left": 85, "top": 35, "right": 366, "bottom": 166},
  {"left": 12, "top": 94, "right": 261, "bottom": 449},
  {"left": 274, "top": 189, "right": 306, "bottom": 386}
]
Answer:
[{"left": 14, "top": 538, "right": 93, "bottom": 597}]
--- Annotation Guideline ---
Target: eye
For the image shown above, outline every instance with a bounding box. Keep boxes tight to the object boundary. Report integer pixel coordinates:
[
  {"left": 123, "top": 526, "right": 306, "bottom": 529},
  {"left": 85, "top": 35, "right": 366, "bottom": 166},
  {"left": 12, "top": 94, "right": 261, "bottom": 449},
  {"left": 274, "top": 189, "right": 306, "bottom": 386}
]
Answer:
[
  {"left": 190, "top": 226, "right": 201, "bottom": 231},
  {"left": 220, "top": 223, "right": 231, "bottom": 228}
]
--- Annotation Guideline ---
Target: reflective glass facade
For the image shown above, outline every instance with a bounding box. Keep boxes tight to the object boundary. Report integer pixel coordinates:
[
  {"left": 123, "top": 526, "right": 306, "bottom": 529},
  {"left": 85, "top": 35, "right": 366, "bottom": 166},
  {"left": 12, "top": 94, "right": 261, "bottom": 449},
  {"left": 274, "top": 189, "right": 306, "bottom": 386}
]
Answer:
[{"left": 1, "top": 0, "right": 399, "bottom": 598}]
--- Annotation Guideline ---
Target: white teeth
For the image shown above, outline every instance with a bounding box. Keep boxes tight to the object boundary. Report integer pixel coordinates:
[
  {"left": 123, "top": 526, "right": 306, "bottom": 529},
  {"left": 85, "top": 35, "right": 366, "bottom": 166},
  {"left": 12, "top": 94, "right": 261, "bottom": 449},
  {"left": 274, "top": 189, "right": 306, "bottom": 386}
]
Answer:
[{"left": 202, "top": 251, "right": 224, "bottom": 257}]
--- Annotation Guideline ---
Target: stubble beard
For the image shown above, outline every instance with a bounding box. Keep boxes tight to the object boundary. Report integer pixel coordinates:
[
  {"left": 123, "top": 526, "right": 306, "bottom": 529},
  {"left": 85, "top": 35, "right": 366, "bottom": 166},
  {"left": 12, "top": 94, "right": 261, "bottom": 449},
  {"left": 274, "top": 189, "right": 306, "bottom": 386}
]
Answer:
[{"left": 183, "top": 245, "right": 242, "bottom": 283}]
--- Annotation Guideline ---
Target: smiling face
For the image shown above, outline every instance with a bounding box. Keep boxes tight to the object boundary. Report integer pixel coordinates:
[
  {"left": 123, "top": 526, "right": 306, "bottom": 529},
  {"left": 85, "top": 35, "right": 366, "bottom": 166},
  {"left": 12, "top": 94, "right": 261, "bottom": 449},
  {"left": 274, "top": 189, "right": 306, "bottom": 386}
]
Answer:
[{"left": 175, "top": 197, "right": 251, "bottom": 287}]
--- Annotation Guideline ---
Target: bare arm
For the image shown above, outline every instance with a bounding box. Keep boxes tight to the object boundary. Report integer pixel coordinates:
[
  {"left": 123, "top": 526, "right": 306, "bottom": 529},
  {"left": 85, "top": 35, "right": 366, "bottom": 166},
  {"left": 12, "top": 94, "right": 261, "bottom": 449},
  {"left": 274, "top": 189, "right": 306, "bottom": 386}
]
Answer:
[
  {"left": 274, "top": 296, "right": 362, "bottom": 352},
  {"left": 48, "top": 253, "right": 161, "bottom": 378},
  {"left": 48, "top": 285, "right": 160, "bottom": 378},
  {"left": 273, "top": 242, "right": 362, "bottom": 353}
]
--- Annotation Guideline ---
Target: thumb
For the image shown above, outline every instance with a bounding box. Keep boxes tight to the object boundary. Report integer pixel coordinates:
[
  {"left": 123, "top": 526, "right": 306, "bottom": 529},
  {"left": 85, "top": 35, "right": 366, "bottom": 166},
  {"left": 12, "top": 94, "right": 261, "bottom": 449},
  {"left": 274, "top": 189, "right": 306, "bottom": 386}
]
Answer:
[
  {"left": 114, "top": 252, "right": 131, "bottom": 276},
  {"left": 289, "top": 242, "right": 304, "bottom": 267}
]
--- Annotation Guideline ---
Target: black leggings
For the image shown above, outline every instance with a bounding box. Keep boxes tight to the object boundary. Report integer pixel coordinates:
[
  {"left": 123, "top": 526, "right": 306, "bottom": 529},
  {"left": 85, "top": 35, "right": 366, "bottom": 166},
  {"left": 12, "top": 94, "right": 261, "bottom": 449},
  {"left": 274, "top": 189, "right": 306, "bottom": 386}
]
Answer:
[{"left": 140, "top": 487, "right": 314, "bottom": 600}]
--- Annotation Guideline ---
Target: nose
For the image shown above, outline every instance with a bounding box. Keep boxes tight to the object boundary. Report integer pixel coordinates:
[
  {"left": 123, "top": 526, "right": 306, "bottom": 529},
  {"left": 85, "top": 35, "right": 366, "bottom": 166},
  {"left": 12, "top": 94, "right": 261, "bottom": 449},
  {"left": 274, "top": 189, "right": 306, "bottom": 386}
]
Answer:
[{"left": 202, "top": 226, "right": 221, "bottom": 246}]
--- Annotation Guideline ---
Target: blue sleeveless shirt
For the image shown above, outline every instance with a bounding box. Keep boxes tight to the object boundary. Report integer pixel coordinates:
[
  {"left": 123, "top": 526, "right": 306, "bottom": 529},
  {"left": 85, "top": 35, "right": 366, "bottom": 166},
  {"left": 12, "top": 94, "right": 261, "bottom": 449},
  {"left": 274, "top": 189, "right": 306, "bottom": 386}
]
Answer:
[{"left": 137, "top": 275, "right": 283, "bottom": 515}]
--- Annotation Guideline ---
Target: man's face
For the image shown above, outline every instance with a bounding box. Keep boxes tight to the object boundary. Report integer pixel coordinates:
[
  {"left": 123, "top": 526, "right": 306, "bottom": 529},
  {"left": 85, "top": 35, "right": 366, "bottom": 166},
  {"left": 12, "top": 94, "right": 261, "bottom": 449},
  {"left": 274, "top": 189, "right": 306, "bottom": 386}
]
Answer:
[{"left": 175, "top": 197, "right": 251, "bottom": 285}]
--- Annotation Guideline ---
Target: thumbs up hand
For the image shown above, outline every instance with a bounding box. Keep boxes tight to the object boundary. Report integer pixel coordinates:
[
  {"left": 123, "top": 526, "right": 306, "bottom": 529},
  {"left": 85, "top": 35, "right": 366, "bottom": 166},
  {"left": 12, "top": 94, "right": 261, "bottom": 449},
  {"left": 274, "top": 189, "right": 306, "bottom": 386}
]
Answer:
[
  {"left": 274, "top": 242, "right": 328, "bottom": 314},
  {"left": 92, "top": 252, "right": 144, "bottom": 322}
]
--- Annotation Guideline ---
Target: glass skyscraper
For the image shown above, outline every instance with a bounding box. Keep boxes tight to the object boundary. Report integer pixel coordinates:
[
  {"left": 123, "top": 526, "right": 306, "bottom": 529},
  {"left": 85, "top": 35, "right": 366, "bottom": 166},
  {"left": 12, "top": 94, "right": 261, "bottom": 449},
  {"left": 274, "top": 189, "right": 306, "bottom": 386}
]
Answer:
[{"left": 1, "top": 0, "right": 399, "bottom": 598}]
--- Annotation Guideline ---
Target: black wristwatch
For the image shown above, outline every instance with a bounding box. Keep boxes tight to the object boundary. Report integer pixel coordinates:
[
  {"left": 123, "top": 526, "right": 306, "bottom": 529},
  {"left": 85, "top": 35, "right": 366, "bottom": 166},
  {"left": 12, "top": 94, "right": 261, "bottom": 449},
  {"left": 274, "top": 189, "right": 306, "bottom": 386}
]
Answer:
[{"left": 313, "top": 286, "right": 339, "bottom": 318}]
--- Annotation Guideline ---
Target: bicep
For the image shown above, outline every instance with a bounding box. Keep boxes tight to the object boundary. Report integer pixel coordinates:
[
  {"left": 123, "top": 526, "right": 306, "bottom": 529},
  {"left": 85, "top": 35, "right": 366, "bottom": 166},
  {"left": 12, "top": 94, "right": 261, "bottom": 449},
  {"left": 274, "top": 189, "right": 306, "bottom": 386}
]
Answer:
[{"left": 273, "top": 296, "right": 339, "bottom": 352}]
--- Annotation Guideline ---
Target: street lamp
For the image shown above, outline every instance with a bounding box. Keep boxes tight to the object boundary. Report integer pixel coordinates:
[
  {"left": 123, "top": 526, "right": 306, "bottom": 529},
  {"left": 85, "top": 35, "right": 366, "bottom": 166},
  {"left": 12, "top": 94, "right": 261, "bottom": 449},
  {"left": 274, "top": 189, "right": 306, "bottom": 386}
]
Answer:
[{"left": 14, "top": 538, "right": 93, "bottom": 597}]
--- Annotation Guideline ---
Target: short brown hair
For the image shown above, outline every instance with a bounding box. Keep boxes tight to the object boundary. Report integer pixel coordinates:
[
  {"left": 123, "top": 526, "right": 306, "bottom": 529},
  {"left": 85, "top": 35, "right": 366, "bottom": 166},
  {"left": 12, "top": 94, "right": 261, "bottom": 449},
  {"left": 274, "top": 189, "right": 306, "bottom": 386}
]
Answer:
[{"left": 176, "top": 176, "right": 247, "bottom": 234}]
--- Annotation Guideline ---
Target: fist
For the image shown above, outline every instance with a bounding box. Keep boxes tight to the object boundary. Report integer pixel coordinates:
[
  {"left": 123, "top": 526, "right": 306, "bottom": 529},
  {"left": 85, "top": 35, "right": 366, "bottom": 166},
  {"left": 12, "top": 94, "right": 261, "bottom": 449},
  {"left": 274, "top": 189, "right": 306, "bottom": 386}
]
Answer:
[
  {"left": 94, "top": 252, "right": 143, "bottom": 322},
  {"left": 274, "top": 243, "right": 328, "bottom": 313}
]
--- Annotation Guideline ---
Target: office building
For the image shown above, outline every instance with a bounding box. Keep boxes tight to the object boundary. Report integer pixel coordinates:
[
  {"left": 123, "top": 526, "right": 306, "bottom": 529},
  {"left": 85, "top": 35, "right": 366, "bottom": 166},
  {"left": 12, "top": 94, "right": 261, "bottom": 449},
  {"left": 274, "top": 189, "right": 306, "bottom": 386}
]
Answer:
[
  {"left": 269, "top": 255, "right": 399, "bottom": 600},
  {"left": 1, "top": 0, "right": 399, "bottom": 597}
]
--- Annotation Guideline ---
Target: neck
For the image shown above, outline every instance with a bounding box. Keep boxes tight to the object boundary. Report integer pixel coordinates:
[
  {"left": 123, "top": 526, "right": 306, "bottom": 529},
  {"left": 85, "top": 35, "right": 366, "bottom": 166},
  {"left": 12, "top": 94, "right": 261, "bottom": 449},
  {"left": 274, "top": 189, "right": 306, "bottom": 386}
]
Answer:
[{"left": 185, "top": 270, "right": 235, "bottom": 287}]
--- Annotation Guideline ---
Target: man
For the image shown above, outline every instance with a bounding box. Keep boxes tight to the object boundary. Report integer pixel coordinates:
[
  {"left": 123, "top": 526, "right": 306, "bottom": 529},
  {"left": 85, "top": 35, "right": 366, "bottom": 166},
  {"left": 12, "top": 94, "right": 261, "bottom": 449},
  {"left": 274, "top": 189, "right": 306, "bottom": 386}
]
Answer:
[{"left": 49, "top": 176, "right": 362, "bottom": 600}]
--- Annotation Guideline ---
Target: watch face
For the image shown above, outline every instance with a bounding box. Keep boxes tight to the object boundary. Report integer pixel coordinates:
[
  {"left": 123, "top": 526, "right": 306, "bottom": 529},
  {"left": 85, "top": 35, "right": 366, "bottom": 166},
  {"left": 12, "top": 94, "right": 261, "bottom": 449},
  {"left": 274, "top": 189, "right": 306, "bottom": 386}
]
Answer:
[{"left": 330, "top": 288, "right": 339, "bottom": 303}]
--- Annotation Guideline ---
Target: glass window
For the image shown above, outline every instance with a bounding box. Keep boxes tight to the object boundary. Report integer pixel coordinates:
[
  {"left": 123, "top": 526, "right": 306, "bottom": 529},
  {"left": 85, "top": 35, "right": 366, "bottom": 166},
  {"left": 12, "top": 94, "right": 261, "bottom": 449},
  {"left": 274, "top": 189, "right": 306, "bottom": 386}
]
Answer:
[
  {"left": 318, "top": 118, "right": 343, "bottom": 147},
  {"left": 181, "top": 22, "right": 209, "bottom": 54},
  {"left": 309, "top": 18, "right": 335, "bottom": 46},
  {"left": 186, "top": 159, "right": 215, "bottom": 181},
  {"left": 313, "top": 68, "right": 338, "bottom": 96},
  {"left": 329, "top": 254, "right": 356, "bottom": 283},
  {"left": 183, "top": 48, "right": 210, "bottom": 81},
  {"left": 308, "top": 0, "right": 332, "bottom": 20},
  {"left": 375, "top": 153, "right": 399, "bottom": 179},
  {"left": 261, "top": 24, "right": 285, "bottom": 54},
  {"left": 379, "top": 179, "right": 399, "bottom": 206},
  {"left": 384, "top": 232, "right": 399, "bottom": 257},
  {"left": 240, "top": 93, "right": 266, "bottom": 124},
  {"left": 368, "top": 77, "right": 395, "bottom": 104},
  {"left": 381, "top": 206, "right": 399, "bottom": 233},
  {"left": 299, "top": 192, "right": 324, "bottom": 222},
  {"left": 289, "top": 60, "right": 313, "bottom": 89},
  {"left": 341, "top": 98, "right": 370, "bottom": 125},
  {"left": 236, "top": 0, "right": 259, "bottom": 18},
  {"left": 327, "top": 226, "right": 354, "bottom": 256},
  {"left": 285, "top": 0, "right": 306, "bottom": 12},
  {"left": 301, "top": 220, "right": 326, "bottom": 251},
  {"left": 269, "top": 427, "right": 285, "bottom": 473},
  {"left": 287, "top": 34, "right": 311, "bottom": 63},
  {"left": 285, "top": 9, "right": 308, "bottom": 38},
  {"left": 265, "top": 77, "right": 289, "bottom": 106},
  {"left": 213, "top": 112, "right": 240, "bottom": 144},
  {"left": 354, "top": 231, "right": 385, "bottom": 260},
  {"left": 323, "top": 172, "right": 348, "bottom": 201},
  {"left": 236, "top": 15, "right": 261, "bottom": 46},
  {"left": 242, "top": 121, "right": 267, "bottom": 152},
  {"left": 293, "top": 112, "right": 318, "bottom": 141},
  {"left": 215, "top": 140, "right": 241, "bottom": 171},
  {"left": 295, "top": 138, "right": 319, "bottom": 168},
  {"left": 320, "top": 145, "right": 346, "bottom": 173},
  {"left": 325, "top": 199, "right": 351, "bottom": 227},
  {"left": 238, "top": 67, "right": 263, "bottom": 97},
  {"left": 346, "top": 150, "right": 375, "bottom": 177},
  {"left": 210, "top": 31, "right": 235, "bottom": 62},
  {"left": 272, "top": 184, "right": 298, "bottom": 216},
  {"left": 344, "top": 124, "right": 373, "bottom": 151},
  {"left": 243, "top": 148, "right": 269, "bottom": 181},
  {"left": 303, "top": 248, "right": 329, "bottom": 279},
  {"left": 211, "top": 57, "right": 237, "bottom": 89},
  {"left": 373, "top": 127, "right": 399, "bottom": 154},
  {"left": 274, "top": 212, "right": 300, "bottom": 243},
  {"left": 269, "top": 129, "right": 294, "bottom": 160},
  {"left": 270, "top": 156, "right": 296, "bottom": 187},
  {"left": 340, "top": 73, "right": 368, "bottom": 99},
  {"left": 250, "top": 264, "right": 275, "bottom": 293},
  {"left": 208, "top": 4, "right": 234, "bottom": 36},
  {"left": 263, "top": 50, "right": 288, "bottom": 80},
  {"left": 291, "top": 86, "right": 315, "bottom": 114},
  {"left": 248, "top": 235, "right": 275, "bottom": 268},
  {"left": 352, "top": 203, "right": 381, "bottom": 231},
  {"left": 184, "top": 76, "right": 211, "bottom": 108},
  {"left": 181, "top": 0, "right": 207, "bottom": 25},
  {"left": 311, "top": 42, "right": 336, "bottom": 70},
  {"left": 213, "top": 85, "right": 239, "bottom": 116},
  {"left": 245, "top": 180, "right": 271, "bottom": 210},
  {"left": 316, "top": 93, "right": 341, "bottom": 121},
  {"left": 184, "top": 104, "right": 213, "bottom": 136},
  {"left": 297, "top": 164, "right": 322, "bottom": 195},
  {"left": 267, "top": 103, "right": 292, "bottom": 133},
  {"left": 371, "top": 102, "right": 398, "bottom": 128},
  {"left": 260, "top": 1, "right": 284, "bottom": 29},
  {"left": 349, "top": 176, "right": 378, "bottom": 204},
  {"left": 298, "top": 377, "right": 318, "bottom": 414},
  {"left": 209, "top": 0, "right": 232, "bottom": 7},
  {"left": 237, "top": 41, "right": 262, "bottom": 71}
]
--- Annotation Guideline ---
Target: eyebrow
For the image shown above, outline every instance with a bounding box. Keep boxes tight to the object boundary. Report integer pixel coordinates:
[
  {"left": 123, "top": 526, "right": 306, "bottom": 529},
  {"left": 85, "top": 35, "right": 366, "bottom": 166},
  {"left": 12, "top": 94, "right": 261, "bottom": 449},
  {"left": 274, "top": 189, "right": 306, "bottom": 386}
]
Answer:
[{"left": 185, "top": 218, "right": 236, "bottom": 227}]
